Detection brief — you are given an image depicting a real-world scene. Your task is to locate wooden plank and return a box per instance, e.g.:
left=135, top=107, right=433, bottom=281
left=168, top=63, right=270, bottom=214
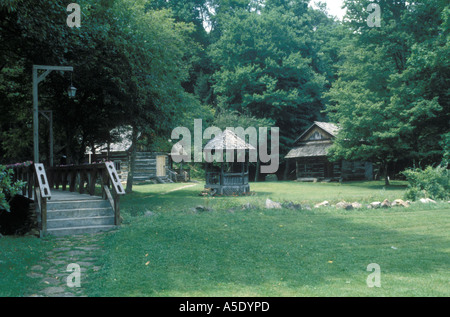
left=34, top=163, right=51, bottom=198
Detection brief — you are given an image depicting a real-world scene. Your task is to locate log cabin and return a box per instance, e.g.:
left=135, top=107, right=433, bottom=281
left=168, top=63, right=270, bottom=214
left=285, top=122, right=373, bottom=182
left=84, top=126, right=178, bottom=184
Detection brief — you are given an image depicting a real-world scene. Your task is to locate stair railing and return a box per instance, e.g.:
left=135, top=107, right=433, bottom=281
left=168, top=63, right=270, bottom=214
left=8, top=162, right=52, bottom=235
left=47, top=162, right=125, bottom=225
left=102, top=162, right=125, bottom=225
left=33, top=163, right=52, bottom=234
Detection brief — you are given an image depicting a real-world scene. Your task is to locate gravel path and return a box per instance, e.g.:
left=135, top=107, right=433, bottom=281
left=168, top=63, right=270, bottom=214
left=27, top=233, right=106, bottom=297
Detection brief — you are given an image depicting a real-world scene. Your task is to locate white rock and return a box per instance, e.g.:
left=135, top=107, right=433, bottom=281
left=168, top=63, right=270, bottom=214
left=420, top=198, right=436, bottom=204
left=266, top=198, right=282, bottom=209
left=336, top=201, right=353, bottom=210
left=369, top=202, right=381, bottom=209
left=351, top=202, right=363, bottom=209
left=381, top=199, right=391, bottom=208
left=314, top=201, right=329, bottom=208
left=392, top=199, right=410, bottom=207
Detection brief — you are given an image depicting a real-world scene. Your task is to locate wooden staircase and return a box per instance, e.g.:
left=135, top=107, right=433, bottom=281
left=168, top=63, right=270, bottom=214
left=43, top=191, right=116, bottom=237
left=9, top=162, right=126, bottom=238
left=156, top=176, right=174, bottom=184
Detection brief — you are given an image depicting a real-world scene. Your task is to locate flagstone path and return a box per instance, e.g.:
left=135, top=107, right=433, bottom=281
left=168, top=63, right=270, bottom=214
left=27, top=233, right=107, bottom=297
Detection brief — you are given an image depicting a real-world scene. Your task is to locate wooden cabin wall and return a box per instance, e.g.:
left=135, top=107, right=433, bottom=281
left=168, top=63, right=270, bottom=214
left=84, top=151, right=169, bottom=183
left=341, top=161, right=373, bottom=181
left=295, top=157, right=373, bottom=181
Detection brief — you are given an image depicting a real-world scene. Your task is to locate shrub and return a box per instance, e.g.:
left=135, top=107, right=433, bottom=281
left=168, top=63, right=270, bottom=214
left=0, top=165, right=26, bottom=212
left=402, top=165, right=449, bottom=201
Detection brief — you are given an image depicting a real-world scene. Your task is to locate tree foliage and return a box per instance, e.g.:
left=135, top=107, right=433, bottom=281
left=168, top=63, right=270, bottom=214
left=0, top=165, right=25, bottom=212
left=0, top=0, right=201, bottom=165
left=208, top=2, right=341, bottom=157
left=0, top=0, right=447, bottom=185
left=325, top=0, right=449, bottom=184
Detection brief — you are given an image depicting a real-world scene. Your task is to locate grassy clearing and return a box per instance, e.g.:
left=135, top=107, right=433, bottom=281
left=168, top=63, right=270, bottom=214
left=1, top=181, right=448, bottom=297
left=0, top=236, right=49, bottom=297
left=86, top=181, right=450, bottom=297
left=119, top=180, right=409, bottom=216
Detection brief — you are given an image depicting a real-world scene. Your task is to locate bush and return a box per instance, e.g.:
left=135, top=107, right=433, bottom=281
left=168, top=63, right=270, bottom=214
left=0, top=165, right=26, bottom=212
left=402, top=165, right=449, bottom=201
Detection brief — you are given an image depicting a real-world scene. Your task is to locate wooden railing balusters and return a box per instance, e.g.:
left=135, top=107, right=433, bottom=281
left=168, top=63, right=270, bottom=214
left=48, top=163, right=125, bottom=226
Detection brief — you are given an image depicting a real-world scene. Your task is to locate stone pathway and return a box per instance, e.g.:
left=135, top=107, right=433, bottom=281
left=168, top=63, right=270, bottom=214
left=27, top=233, right=107, bottom=297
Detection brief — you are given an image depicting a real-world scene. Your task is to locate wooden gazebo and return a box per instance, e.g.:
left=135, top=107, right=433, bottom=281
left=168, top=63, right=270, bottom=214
left=204, top=129, right=256, bottom=196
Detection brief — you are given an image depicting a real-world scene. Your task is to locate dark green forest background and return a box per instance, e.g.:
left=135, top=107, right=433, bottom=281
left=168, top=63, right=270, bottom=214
left=0, top=0, right=448, bottom=180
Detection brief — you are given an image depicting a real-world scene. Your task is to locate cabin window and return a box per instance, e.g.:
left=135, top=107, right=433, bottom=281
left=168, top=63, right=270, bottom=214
left=114, top=160, right=121, bottom=171
left=309, top=131, right=323, bottom=140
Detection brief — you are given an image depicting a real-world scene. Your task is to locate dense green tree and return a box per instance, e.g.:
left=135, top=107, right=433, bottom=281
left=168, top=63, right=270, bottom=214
left=106, top=0, right=202, bottom=192
left=0, top=0, right=127, bottom=163
left=208, top=4, right=340, bottom=169
left=326, top=0, right=449, bottom=185
left=0, top=0, right=203, bottom=171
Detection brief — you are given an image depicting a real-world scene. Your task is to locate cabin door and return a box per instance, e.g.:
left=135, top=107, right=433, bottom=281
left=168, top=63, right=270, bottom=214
left=156, top=155, right=166, bottom=177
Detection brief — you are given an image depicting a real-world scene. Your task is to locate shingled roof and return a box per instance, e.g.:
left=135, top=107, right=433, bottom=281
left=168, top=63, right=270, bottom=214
left=314, top=122, right=340, bottom=137
left=285, top=142, right=332, bottom=159
left=204, top=129, right=256, bottom=151
left=286, top=122, right=339, bottom=159
left=293, top=121, right=340, bottom=144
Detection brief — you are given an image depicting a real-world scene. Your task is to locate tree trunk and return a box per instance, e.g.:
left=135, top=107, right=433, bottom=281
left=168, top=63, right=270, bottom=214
left=255, top=159, right=260, bottom=182
left=125, top=126, right=138, bottom=194
left=283, top=159, right=290, bottom=180
left=384, top=162, right=390, bottom=186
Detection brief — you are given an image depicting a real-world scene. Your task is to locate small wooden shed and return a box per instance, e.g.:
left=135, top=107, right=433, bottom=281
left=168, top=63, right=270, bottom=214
left=285, top=122, right=373, bottom=181
left=204, top=129, right=256, bottom=196
left=86, top=126, right=171, bottom=184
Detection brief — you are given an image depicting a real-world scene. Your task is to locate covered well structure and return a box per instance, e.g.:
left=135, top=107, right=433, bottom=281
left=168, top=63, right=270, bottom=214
left=204, top=129, right=256, bottom=196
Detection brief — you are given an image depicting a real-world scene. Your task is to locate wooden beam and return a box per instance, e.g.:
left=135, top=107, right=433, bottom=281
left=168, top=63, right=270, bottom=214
left=33, top=65, right=74, bottom=72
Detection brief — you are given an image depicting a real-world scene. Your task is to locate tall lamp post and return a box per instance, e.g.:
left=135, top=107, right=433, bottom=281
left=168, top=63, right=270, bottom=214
left=33, top=65, right=76, bottom=165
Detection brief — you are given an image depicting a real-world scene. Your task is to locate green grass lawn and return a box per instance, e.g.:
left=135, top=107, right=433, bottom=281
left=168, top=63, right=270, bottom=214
left=0, top=236, right=51, bottom=297
left=1, top=181, right=449, bottom=297
left=118, top=180, right=410, bottom=217
left=87, top=181, right=449, bottom=297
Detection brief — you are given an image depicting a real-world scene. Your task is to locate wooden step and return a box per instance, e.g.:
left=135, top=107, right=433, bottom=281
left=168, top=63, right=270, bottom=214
left=47, top=207, right=114, bottom=219
left=46, top=225, right=116, bottom=237
left=47, top=199, right=111, bottom=211
left=44, top=191, right=116, bottom=237
left=47, top=216, right=115, bottom=229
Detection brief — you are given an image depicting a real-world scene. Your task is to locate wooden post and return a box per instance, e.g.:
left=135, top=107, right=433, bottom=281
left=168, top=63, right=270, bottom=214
left=89, top=168, right=97, bottom=196
left=41, top=198, right=47, bottom=236
left=69, top=170, right=76, bottom=192
left=114, top=195, right=121, bottom=225
left=33, top=67, right=39, bottom=163
left=62, top=170, right=68, bottom=191
left=79, top=169, right=84, bottom=194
